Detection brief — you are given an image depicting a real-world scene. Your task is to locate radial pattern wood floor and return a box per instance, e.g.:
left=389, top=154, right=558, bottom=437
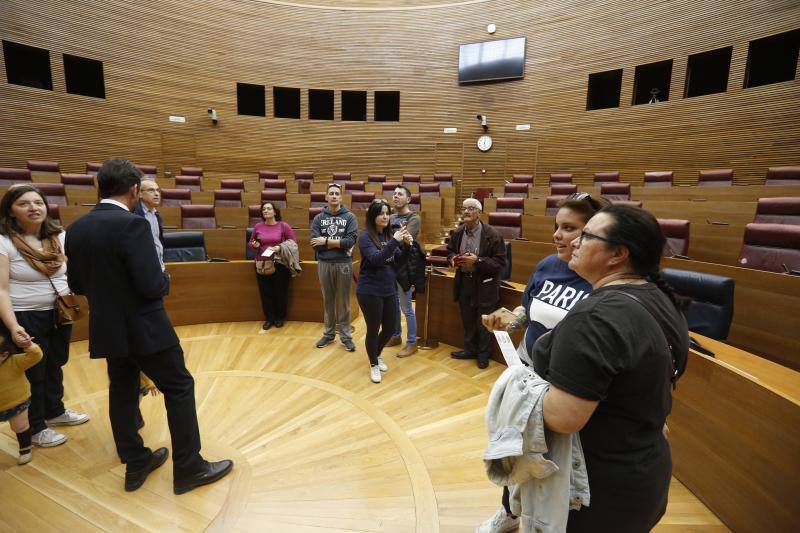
left=0, top=319, right=727, bottom=532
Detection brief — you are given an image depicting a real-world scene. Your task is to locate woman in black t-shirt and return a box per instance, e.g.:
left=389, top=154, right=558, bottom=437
left=534, top=205, right=689, bottom=533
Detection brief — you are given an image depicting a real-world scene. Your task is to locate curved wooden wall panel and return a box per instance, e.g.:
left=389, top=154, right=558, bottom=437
left=0, top=0, right=798, bottom=192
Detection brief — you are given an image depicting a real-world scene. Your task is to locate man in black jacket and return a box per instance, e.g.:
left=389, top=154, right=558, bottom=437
left=65, top=158, right=232, bottom=494
left=446, top=198, right=507, bottom=369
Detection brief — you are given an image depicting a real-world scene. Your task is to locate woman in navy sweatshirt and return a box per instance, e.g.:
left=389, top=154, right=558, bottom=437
left=356, top=200, right=411, bottom=383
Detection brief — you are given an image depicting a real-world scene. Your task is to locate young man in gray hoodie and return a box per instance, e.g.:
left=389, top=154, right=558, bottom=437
left=310, top=183, right=359, bottom=351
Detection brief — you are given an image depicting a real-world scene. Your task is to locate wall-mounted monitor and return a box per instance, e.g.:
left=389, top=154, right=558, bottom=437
left=458, top=37, right=526, bottom=84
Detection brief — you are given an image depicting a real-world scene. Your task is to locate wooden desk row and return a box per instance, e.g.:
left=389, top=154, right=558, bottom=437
left=416, top=270, right=799, bottom=533
left=503, top=239, right=800, bottom=371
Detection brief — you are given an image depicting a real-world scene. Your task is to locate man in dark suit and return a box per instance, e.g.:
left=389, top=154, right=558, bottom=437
left=446, top=198, right=507, bottom=369
left=65, top=158, right=232, bottom=494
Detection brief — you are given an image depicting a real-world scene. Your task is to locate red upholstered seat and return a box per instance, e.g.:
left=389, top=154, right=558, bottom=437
left=214, top=189, right=242, bottom=208
left=34, top=183, right=67, bottom=206
left=181, top=204, right=216, bottom=229
left=738, top=223, right=800, bottom=272
left=698, top=168, right=733, bottom=187
left=550, top=173, right=573, bottom=184
left=310, top=192, right=327, bottom=208
left=610, top=199, right=643, bottom=207
left=295, top=171, right=314, bottom=193
left=426, top=245, right=450, bottom=267
left=382, top=181, right=402, bottom=192
left=765, top=166, right=800, bottom=186
left=474, top=188, right=492, bottom=204
left=332, top=172, right=352, bottom=184
left=260, top=189, right=287, bottom=209
left=504, top=183, right=529, bottom=198
left=47, top=204, right=61, bottom=224
left=309, top=207, right=323, bottom=224
left=343, top=181, right=365, bottom=192
left=644, top=171, right=674, bottom=187
left=258, top=170, right=279, bottom=181
left=351, top=191, right=375, bottom=210
left=488, top=212, right=523, bottom=240
left=545, top=195, right=567, bottom=216
left=161, top=188, right=192, bottom=207
left=658, top=218, right=690, bottom=257
left=433, top=173, right=453, bottom=187
left=262, top=179, right=286, bottom=191
left=85, top=162, right=102, bottom=176
left=512, top=174, right=533, bottom=184
left=367, top=174, right=387, bottom=183
left=754, top=197, right=800, bottom=225
left=61, top=173, right=95, bottom=189
left=180, top=166, right=203, bottom=177
left=600, top=182, right=631, bottom=200
left=593, top=171, right=619, bottom=184
left=551, top=184, right=577, bottom=196
left=174, top=175, right=201, bottom=191
left=220, top=179, right=244, bottom=190
left=27, top=160, right=60, bottom=172
left=248, top=205, right=262, bottom=228
left=496, top=197, right=524, bottom=214
left=136, top=164, right=157, bottom=180
left=419, top=183, right=441, bottom=196
left=409, top=194, right=421, bottom=212
left=401, top=174, right=421, bottom=184
left=0, top=168, right=32, bottom=186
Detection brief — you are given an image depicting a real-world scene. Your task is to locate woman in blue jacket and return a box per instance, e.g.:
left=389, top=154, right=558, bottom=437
left=477, top=192, right=610, bottom=533
left=356, top=200, right=411, bottom=384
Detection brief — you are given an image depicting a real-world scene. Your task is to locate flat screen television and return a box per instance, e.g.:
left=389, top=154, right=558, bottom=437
left=458, top=37, right=526, bottom=84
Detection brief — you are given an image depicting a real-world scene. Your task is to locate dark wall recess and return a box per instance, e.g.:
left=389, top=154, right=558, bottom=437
left=64, top=54, right=105, bottom=98
left=273, top=87, right=301, bottom=119
left=586, top=69, right=622, bottom=110
left=745, top=29, right=800, bottom=88
left=685, top=47, right=732, bottom=98
left=632, top=60, right=672, bottom=105
left=309, top=89, right=334, bottom=120
left=374, top=91, right=400, bottom=121
left=342, top=90, right=367, bottom=121
left=2, top=40, right=52, bottom=90
left=237, top=82, right=266, bottom=116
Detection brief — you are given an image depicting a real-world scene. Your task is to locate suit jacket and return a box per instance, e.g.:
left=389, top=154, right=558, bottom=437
left=133, top=202, right=164, bottom=246
left=446, top=221, right=507, bottom=305
left=65, top=203, right=178, bottom=358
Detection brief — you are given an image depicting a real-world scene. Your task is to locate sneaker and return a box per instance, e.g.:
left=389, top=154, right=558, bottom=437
left=31, top=428, right=67, bottom=448
left=377, top=356, right=388, bottom=372
left=343, top=340, right=356, bottom=352
left=385, top=336, right=401, bottom=347
left=370, top=365, right=382, bottom=383
left=475, top=507, right=519, bottom=533
left=316, top=336, right=335, bottom=348
left=397, top=343, right=418, bottom=358
left=18, top=450, right=32, bottom=465
left=46, top=408, right=90, bottom=427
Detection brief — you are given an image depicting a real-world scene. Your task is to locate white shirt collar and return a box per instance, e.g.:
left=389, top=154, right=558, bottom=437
left=100, top=198, right=132, bottom=211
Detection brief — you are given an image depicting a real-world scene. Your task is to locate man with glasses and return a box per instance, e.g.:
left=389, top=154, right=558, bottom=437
left=446, top=198, right=506, bottom=369
left=135, top=179, right=165, bottom=271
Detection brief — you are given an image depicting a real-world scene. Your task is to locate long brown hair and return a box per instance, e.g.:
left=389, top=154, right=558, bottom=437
left=0, top=185, right=63, bottom=238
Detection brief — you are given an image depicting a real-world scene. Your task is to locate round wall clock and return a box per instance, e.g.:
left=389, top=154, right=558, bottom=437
left=477, top=134, right=493, bottom=152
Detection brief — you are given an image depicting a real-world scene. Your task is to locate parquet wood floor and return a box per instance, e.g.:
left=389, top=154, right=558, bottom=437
left=0, top=319, right=727, bottom=532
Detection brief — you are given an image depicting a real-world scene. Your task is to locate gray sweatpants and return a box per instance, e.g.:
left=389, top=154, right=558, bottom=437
left=317, top=260, right=353, bottom=342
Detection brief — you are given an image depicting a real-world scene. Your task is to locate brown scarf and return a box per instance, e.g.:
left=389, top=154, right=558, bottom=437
left=10, top=232, right=65, bottom=277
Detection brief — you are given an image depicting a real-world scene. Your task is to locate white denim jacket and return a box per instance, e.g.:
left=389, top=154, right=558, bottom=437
left=484, top=365, right=590, bottom=533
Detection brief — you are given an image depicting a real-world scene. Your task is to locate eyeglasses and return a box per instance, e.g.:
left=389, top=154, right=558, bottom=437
left=462, top=206, right=479, bottom=212
left=579, top=230, right=617, bottom=245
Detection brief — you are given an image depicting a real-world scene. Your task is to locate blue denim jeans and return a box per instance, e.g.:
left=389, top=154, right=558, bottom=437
left=393, top=282, right=417, bottom=344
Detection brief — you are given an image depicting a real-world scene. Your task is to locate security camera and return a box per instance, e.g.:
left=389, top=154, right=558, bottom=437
left=208, top=108, right=218, bottom=124
left=476, top=114, right=488, bottom=131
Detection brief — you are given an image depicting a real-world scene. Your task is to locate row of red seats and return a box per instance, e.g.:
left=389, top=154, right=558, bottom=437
left=505, top=167, right=800, bottom=186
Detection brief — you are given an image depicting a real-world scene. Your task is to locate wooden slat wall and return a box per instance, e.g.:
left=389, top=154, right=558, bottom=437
left=0, top=0, right=798, bottom=189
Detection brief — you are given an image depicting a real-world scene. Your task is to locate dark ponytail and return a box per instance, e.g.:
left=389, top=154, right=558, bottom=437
left=647, top=271, right=690, bottom=311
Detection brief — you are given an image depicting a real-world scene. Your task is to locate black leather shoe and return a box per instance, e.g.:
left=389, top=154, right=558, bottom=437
left=174, top=459, right=234, bottom=495
left=262, top=321, right=273, bottom=330
left=451, top=350, right=476, bottom=360
left=125, top=447, right=169, bottom=492
left=477, top=357, right=489, bottom=369
left=274, top=320, right=284, bottom=328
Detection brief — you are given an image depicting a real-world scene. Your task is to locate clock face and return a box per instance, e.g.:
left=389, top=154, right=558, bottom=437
left=477, top=135, right=493, bottom=152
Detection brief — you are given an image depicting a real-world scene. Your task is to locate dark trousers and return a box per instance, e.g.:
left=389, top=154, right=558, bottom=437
left=456, top=283, right=495, bottom=360
left=16, top=310, right=72, bottom=434
left=356, top=293, right=397, bottom=366
left=106, top=344, right=203, bottom=476
left=255, top=263, right=291, bottom=322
